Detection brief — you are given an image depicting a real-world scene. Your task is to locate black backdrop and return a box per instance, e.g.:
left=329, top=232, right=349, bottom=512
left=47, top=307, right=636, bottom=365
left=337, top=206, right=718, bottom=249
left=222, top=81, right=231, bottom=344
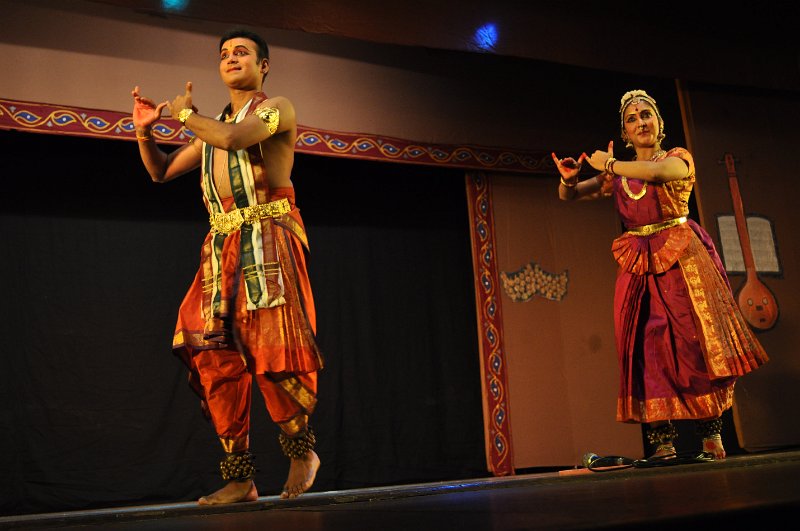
left=0, top=130, right=486, bottom=516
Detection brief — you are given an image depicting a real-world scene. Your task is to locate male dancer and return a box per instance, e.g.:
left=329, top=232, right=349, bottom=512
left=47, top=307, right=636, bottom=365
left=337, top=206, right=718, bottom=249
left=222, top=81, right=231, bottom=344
left=132, top=28, right=323, bottom=504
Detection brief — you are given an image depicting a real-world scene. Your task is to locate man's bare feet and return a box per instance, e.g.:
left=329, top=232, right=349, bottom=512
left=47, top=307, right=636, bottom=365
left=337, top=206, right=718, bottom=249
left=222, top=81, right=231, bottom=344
left=281, top=450, right=320, bottom=499
left=198, top=480, right=258, bottom=505
left=703, top=435, right=726, bottom=459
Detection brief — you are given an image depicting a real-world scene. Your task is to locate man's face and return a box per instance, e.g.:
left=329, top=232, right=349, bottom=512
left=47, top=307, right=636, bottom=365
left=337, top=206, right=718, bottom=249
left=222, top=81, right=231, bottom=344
left=219, top=38, right=268, bottom=89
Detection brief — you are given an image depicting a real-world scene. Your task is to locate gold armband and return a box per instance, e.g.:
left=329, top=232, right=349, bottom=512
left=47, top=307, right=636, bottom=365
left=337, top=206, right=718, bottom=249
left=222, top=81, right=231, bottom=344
left=177, top=108, right=194, bottom=124
left=254, top=106, right=280, bottom=135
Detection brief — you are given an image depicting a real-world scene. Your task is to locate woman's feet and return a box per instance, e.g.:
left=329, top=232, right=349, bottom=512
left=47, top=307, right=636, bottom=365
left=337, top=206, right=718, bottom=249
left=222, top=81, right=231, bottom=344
left=651, top=443, right=677, bottom=459
left=646, top=421, right=678, bottom=459
left=702, top=434, right=726, bottom=459
left=697, top=417, right=726, bottom=459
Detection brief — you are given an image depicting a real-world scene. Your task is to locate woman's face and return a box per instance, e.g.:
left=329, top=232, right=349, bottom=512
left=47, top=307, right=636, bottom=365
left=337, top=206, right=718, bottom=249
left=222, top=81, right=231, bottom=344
left=622, top=101, right=661, bottom=148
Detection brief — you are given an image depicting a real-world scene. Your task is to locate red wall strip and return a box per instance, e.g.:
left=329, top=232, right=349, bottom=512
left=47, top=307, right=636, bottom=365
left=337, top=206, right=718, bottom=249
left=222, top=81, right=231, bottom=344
left=0, top=98, right=550, bottom=174
left=466, top=172, right=515, bottom=476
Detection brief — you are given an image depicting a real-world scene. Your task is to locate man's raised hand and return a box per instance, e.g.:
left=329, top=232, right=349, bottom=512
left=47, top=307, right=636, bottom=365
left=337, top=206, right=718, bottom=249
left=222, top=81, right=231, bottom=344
left=132, top=86, right=167, bottom=129
left=166, top=81, right=196, bottom=118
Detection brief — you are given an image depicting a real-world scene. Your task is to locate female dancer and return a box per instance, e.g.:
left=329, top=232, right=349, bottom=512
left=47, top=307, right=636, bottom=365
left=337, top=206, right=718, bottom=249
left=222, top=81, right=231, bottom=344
left=553, top=89, right=768, bottom=459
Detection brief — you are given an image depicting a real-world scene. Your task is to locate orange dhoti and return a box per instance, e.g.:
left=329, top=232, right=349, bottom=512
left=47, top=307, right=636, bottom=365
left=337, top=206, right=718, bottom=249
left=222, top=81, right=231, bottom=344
left=172, top=187, right=323, bottom=453
left=193, top=348, right=318, bottom=453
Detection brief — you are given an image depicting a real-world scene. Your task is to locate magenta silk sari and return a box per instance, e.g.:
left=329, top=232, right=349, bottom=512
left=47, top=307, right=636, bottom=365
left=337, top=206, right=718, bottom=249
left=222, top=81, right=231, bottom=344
left=609, top=148, right=768, bottom=423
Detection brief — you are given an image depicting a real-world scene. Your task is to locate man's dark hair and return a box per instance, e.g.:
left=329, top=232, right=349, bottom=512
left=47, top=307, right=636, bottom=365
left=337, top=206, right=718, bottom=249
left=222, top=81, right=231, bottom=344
left=219, top=28, right=269, bottom=62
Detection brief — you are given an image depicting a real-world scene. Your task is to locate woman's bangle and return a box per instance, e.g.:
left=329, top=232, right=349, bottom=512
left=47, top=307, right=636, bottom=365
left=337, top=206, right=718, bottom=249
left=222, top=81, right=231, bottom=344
left=560, top=177, right=577, bottom=188
left=604, top=157, right=617, bottom=175
left=136, top=134, right=152, bottom=141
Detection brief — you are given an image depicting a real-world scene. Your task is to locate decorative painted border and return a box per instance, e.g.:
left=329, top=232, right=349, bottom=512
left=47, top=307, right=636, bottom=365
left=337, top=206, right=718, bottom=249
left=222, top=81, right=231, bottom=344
left=0, top=98, right=551, bottom=174
left=295, top=130, right=549, bottom=173
left=0, top=98, right=193, bottom=143
left=466, top=172, right=514, bottom=476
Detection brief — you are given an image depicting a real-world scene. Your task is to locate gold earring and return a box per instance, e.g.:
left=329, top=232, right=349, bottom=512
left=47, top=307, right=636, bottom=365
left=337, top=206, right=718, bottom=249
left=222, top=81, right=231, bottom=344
left=622, top=133, right=633, bottom=149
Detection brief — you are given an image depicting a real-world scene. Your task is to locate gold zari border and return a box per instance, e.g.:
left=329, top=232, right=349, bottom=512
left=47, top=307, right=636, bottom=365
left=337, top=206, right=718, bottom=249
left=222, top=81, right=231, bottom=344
left=617, top=386, right=735, bottom=423
left=278, top=414, right=309, bottom=437
left=219, top=435, right=249, bottom=453
left=679, top=234, right=768, bottom=378
left=277, top=377, right=318, bottom=414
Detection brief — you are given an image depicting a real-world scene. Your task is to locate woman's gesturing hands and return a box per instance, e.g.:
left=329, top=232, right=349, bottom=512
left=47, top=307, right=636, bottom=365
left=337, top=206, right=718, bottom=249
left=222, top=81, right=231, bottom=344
left=552, top=151, right=587, bottom=186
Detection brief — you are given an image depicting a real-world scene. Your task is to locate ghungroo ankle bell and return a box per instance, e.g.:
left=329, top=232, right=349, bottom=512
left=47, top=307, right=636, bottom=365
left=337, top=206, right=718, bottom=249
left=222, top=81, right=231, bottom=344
left=696, top=417, right=723, bottom=439
left=219, top=451, right=256, bottom=481
left=646, top=422, right=678, bottom=445
left=279, top=426, right=316, bottom=459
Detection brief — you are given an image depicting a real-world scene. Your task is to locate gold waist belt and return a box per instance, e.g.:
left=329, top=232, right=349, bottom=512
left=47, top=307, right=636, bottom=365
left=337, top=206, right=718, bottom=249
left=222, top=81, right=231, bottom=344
left=626, top=216, right=687, bottom=237
left=210, top=198, right=291, bottom=235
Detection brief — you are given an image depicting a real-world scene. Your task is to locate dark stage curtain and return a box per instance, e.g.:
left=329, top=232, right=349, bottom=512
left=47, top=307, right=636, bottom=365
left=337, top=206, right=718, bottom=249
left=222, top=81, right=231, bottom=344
left=0, top=130, right=486, bottom=516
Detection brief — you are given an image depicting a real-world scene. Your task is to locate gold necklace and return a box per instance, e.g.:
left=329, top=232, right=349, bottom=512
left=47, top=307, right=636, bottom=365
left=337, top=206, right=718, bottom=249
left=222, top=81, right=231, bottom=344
left=621, top=177, right=647, bottom=200
left=621, top=150, right=665, bottom=200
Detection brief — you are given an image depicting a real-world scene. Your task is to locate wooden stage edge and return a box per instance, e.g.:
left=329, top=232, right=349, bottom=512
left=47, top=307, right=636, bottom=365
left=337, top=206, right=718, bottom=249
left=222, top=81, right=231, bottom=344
left=2, top=448, right=799, bottom=529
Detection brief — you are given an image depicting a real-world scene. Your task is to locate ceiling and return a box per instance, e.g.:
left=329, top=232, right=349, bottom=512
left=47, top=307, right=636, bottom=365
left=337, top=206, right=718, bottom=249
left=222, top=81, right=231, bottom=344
left=83, top=0, right=800, bottom=91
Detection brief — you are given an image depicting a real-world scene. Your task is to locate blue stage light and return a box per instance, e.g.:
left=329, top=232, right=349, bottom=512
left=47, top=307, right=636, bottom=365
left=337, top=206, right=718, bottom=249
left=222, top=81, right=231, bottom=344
left=162, top=0, right=189, bottom=11
left=473, top=23, right=498, bottom=51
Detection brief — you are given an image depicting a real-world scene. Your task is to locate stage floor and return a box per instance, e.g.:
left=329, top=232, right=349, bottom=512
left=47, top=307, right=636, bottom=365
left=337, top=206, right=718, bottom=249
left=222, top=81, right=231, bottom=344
left=3, top=449, right=799, bottom=530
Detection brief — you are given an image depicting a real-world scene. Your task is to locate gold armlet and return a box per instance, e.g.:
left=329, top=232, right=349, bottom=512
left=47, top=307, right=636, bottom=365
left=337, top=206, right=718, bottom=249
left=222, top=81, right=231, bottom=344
left=254, top=106, right=280, bottom=135
left=560, top=177, right=577, bottom=188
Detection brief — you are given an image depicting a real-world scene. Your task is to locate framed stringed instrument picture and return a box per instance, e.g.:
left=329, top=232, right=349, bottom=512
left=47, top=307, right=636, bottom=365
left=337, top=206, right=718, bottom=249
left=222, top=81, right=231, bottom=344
left=722, top=153, right=779, bottom=331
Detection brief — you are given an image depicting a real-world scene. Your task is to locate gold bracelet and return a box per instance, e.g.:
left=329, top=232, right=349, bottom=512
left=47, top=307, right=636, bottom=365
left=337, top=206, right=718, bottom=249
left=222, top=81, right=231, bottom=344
left=604, top=157, right=617, bottom=175
left=177, top=108, right=194, bottom=124
left=136, top=134, right=152, bottom=141
left=560, top=177, right=577, bottom=188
